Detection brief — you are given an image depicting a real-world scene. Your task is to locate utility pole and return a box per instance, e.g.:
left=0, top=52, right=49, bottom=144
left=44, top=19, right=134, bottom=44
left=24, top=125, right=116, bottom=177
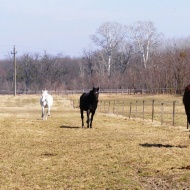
left=11, top=45, right=17, bottom=96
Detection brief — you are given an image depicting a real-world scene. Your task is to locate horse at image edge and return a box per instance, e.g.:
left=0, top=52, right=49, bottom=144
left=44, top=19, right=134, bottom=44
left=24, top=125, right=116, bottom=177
left=183, top=84, right=190, bottom=128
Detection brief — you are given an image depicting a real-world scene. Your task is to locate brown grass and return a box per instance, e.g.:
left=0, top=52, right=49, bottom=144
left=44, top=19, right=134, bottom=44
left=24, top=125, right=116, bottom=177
left=0, top=94, right=190, bottom=190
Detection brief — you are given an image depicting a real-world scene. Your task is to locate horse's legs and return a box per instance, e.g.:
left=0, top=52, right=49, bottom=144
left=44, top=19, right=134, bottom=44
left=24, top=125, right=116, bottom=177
left=90, top=111, right=95, bottom=128
left=187, top=108, right=190, bottom=129
left=80, top=109, right=84, bottom=128
left=42, top=106, right=45, bottom=120
left=44, top=107, right=48, bottom=120
left=47, top=106, right=51, bottom=116
left=187, top=117, right=189, bottom=129
left=86, top=110, right=90, bottom=128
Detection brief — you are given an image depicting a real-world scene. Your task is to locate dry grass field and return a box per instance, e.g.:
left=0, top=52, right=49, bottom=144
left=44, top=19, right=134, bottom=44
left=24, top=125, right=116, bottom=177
left=1, top=94, right=190, bottom=190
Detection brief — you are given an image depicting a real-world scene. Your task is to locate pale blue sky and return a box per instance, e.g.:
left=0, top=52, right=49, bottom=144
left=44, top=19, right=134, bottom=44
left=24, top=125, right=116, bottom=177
left=0, top=0, right=190, bottom=59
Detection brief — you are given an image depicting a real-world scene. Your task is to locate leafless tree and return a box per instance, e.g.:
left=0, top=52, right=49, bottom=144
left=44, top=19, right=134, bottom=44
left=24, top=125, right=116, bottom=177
left=129, top=21, right=163, bottom=69
left=115, top=41, right=133, bottom=73
left=91, top=21, right=125, bottom=77
left=17, top=53, right=39, bottom=91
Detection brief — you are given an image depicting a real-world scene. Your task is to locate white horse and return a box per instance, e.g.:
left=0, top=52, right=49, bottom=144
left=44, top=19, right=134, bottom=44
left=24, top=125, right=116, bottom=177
left=40, top=90, right=53, bottom=120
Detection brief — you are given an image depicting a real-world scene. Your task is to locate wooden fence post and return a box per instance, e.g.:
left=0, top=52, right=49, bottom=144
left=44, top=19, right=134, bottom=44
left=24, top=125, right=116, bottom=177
left=161, top=103, right=164, bottom=125
left=122, top=101, right=124, bottom=115
left=135, top=101, right=138, bottom=118
left=116, top=101, right=119, bottom=115
left=113, top=101, right=115, bottom=113
left=108, top=101, right=110, bottom=113
left=173, top=101, right=176, bottom=126
left=143, top=100, right=145, bottom=120
left=152, top=100, right=155, bottom=122
left=129, top=102, right=132, bottom=119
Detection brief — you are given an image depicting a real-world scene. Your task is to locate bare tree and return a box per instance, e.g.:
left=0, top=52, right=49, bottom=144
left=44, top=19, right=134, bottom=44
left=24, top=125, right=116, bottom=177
left=115, top=41, right=133, bottom=73
left=91, top=21, right=125, bottom=77
left=17, top=53, right=39, bottom=91
left=129, top=21, right=163, bottom=69
left=83, top=48, right=94, bottom=77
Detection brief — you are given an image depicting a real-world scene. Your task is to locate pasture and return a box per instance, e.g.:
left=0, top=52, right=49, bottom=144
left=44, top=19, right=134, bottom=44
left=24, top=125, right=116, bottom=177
left=0, top=94, right=190, bottom=189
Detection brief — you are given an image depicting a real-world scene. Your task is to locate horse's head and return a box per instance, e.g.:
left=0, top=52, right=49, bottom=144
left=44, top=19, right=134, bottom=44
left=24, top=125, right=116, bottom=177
left=93, top=87, right=99, bottom=101
left=41, top=90, right=48, bottom=103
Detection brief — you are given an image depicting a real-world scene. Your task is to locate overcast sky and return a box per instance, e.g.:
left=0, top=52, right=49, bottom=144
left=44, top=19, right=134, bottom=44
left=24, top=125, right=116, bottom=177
left=0, top=0, right=190, bottom=59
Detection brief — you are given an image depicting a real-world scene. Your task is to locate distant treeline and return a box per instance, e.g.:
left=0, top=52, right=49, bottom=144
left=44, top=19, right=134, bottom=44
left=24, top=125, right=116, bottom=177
left=0, top=21, right=190, bottom=94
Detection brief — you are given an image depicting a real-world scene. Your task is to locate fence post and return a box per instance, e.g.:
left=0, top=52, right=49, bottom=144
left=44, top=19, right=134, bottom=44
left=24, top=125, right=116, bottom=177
left=115, top=101, right=118, bottom=115
left=108, top=101, right=110, bottom=113
left=113, top=101, right=115, bottom=114
left=135, top=101, right=138, bottom=118
left=161, top=103, right=164, bottom=125
left=122, top=101, right=124, bottom=115
left=172, top=101, right=176, bottom=126
left=129, top=102, right=132, bottom=119
left=116, top=101, right=119, bottom=116
left=152, top=100, right=155, bottom=122
left=143, top=100, right=145, bottom=120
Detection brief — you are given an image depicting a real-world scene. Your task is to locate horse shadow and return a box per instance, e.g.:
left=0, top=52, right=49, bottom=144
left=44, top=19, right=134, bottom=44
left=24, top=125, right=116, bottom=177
left=139, top=143, right=187, bottom=148
left=60, top=125, right=80, bottom=129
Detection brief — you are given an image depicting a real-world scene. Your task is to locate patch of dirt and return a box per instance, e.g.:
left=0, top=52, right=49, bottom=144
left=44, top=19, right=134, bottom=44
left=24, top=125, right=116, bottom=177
left=140, top=176, right=190, bottom=190
left=41, top=152, right=58, bottom=157
left=140, top=177, right=171, bottom=190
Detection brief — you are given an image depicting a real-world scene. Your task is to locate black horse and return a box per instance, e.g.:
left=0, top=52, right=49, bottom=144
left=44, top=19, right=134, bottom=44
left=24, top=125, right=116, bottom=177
left=80, top=87, right=99, bottom=128
left=183, top=84, right=190, bottom=128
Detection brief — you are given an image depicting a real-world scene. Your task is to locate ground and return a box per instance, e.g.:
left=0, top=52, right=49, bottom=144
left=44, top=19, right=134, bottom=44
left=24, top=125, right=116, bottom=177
left=0, top=95, right=190, bottom=190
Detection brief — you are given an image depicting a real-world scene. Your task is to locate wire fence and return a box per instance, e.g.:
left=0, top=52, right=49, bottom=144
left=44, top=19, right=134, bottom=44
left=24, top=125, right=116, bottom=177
left=71, top=98, right=186, bottom=127
left=0, top=88, right=179, bottom=95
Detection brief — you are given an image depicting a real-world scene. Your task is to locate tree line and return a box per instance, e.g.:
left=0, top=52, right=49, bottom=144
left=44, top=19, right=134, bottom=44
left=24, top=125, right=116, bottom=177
left=0, top=21, right=190, bottom=94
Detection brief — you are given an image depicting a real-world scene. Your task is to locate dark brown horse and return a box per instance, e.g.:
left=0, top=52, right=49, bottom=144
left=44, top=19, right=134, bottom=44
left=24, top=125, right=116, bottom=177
left=80, top=87, right=99, bottom=128
left=183, top=84, right=190, bottom=128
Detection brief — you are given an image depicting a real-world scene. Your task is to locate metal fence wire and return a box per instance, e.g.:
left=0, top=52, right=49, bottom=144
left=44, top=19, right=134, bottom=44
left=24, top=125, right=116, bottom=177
left=72, top=98, right=186, bottom=127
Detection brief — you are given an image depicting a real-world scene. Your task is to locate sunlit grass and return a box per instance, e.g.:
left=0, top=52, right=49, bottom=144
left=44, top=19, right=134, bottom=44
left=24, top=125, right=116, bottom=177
left=0, top=94, right=190, bottom=189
